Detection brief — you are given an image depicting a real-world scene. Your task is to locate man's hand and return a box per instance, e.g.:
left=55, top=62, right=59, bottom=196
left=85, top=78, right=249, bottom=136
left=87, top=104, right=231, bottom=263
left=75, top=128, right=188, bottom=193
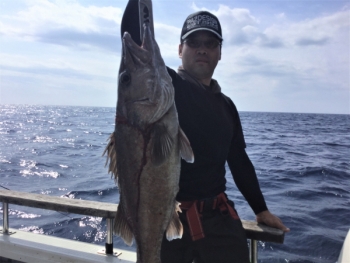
left=256, top=210, right=290, bottom=232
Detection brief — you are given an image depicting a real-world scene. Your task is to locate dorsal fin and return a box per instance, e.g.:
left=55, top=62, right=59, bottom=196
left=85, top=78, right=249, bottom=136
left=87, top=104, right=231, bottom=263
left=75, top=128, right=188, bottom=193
left=102, top=132, right=118, bottom=181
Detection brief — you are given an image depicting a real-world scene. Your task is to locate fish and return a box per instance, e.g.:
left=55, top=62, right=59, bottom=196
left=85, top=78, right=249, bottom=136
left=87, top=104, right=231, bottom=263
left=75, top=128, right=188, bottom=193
left=103, top=23, right=194, bottom=263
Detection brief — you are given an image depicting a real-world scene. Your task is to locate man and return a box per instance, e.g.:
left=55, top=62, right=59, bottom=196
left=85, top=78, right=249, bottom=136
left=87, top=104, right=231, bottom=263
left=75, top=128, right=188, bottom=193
left=121, top=3, right=289, bottom=263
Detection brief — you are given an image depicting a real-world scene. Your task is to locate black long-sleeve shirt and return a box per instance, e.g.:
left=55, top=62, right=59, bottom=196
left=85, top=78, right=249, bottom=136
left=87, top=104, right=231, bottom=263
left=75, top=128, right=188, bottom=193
left=167, top=68, right=268, bottom=215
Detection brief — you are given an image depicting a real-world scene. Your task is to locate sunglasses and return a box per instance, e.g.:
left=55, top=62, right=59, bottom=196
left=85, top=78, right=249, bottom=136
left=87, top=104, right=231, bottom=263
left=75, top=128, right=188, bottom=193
left=183, top=38, right=221, bottom=49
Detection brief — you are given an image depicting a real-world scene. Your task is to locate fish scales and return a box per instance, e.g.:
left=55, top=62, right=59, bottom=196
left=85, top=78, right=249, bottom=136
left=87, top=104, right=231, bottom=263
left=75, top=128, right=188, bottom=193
left=104, top=23, right=194, bottom=263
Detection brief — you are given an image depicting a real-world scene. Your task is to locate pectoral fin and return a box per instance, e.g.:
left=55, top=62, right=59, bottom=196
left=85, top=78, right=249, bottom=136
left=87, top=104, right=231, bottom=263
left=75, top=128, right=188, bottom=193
left=114, top=203, right=134, bottom=246
left=178, top=128, right=194, bottom=163
left=102, top=132, right=118, bottom=180
left=166, top=201, right=183, bottom=241
left=151, top=123, right=174, bottom=166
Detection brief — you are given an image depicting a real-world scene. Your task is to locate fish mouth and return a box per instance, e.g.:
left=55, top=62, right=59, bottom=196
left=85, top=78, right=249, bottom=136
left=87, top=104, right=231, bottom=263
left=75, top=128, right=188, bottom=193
left=123, top=32, right=150, bottom=66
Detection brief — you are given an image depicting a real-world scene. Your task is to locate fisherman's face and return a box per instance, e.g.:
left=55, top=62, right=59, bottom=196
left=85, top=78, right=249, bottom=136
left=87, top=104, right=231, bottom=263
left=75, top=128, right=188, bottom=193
left=179, top=31, right=221, bottom=83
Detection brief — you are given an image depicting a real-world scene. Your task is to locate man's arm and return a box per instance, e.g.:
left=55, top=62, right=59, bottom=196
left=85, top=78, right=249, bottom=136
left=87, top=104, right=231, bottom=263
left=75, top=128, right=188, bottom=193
left=227, top=146, right=267, bottom=214
left=227, top=147, right=290, bottom=232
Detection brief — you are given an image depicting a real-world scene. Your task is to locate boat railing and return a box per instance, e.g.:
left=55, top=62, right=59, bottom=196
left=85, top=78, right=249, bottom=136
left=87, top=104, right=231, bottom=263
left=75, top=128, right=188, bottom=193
left=0, top=189, right=284, bottom=263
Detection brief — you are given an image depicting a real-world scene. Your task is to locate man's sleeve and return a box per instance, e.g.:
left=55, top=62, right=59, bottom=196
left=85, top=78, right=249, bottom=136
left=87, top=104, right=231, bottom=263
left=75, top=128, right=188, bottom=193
left=227, top=147, right=268, bottom=214
left=226, top=100, right=268, bottom=215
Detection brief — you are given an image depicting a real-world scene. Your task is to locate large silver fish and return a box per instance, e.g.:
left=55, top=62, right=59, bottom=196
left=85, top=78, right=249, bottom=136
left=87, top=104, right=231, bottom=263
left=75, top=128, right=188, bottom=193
left=103, top=23, right=194, bottom=263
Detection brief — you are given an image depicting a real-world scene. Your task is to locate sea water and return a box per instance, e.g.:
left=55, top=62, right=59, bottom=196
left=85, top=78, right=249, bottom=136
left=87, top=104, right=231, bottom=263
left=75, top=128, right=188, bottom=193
left=0, top=105, right=349, bottom=263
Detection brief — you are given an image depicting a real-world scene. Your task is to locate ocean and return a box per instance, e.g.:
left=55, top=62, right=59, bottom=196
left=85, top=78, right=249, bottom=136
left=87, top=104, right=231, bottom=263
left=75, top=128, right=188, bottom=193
left=0, top=104, right=349, bottom=263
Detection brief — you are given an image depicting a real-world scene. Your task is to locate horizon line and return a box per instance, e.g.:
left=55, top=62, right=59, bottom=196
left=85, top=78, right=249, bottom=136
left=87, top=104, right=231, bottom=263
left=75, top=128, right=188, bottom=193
left=0, top=103, right=349, bottom=115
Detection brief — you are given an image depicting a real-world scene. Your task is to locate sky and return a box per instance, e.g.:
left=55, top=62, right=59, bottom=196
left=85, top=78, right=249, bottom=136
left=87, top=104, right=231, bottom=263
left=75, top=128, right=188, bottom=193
left=0, top=0, right=349, bottom=114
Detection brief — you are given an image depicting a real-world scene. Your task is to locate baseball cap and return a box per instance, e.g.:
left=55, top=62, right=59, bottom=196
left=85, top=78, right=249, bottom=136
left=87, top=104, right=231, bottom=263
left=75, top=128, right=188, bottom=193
left=180, top=11, right=223, bottom=42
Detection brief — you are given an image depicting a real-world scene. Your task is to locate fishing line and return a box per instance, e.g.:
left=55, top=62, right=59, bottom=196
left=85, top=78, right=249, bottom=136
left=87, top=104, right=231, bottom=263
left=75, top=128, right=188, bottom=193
left=0, top=184, right=10, bottom=190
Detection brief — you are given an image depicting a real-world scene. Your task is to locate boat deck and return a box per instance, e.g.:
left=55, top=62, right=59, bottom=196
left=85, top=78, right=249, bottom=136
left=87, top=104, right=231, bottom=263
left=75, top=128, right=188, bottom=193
left=0, top=228, right=136, bottom=263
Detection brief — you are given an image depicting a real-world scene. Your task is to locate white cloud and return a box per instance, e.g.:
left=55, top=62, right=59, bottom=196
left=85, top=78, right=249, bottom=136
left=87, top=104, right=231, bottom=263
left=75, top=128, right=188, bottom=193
left=207, top=5, right=350, bottom=113
left=0, top=0, right=122, bottom=50
left=191, top=3, right=259, bottom=45
left=17, top=0, right=122, bottom=31
left=264, top=9, right=349, bottom=47
left=276, top=13, right=286, bottom=19
left=189, top=3, right=349, bottom=50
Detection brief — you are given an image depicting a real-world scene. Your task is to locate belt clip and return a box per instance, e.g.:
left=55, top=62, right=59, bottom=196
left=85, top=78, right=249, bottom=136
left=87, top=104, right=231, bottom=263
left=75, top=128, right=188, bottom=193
left=186, top=201, right=205, bottom=241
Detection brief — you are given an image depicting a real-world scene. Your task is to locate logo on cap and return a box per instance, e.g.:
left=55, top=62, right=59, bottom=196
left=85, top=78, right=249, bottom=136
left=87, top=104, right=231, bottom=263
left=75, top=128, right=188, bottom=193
left=186, top=14, right=219, bottom=31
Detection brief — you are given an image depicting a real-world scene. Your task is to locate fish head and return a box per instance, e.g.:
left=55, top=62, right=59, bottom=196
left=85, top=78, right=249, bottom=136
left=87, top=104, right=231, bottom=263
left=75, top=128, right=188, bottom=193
left=117, top=23, right=174, bottom=129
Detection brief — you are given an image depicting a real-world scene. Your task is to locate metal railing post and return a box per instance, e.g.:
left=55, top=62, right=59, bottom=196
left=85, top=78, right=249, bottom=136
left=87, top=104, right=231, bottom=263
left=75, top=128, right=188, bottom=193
left=2, top=202, right=9, bottom=234
left=105, top=218, right=114, bottom=254
left=249, top=239, right=258, bottom=263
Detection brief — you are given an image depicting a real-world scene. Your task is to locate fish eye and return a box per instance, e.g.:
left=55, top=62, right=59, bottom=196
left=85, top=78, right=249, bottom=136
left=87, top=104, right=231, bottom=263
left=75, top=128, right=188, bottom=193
left=120, top=71, right=131, bottom=85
